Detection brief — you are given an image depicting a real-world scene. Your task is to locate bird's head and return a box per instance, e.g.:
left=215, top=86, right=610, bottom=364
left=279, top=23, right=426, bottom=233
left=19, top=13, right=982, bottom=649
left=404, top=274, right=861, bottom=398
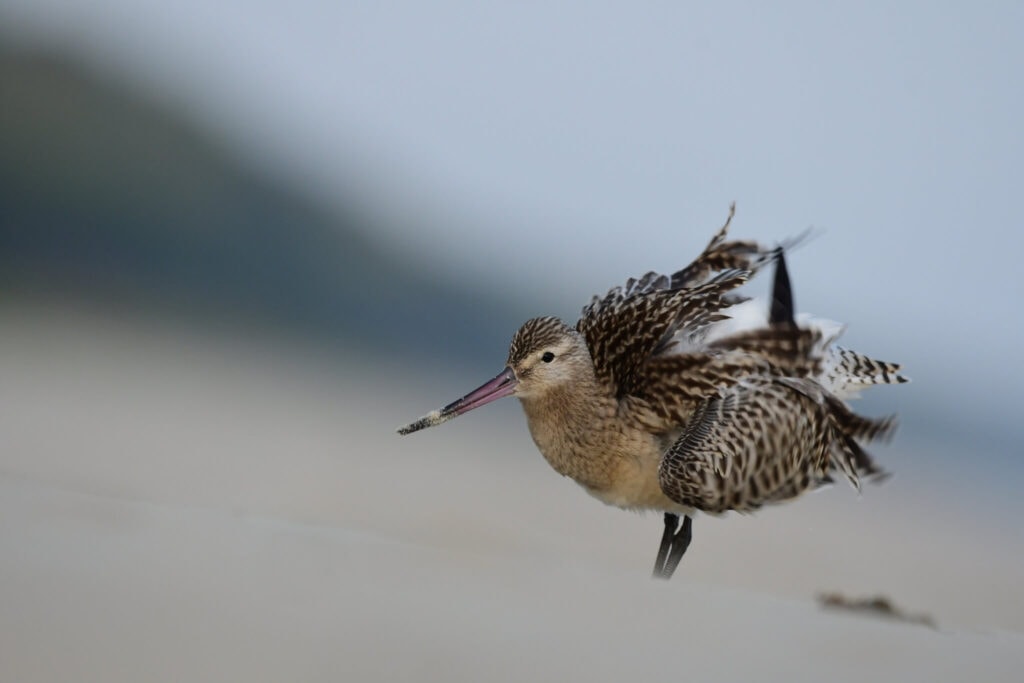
left=504, top=316, right=591, bottom=399
left=397, top=316, right=591, bottom=435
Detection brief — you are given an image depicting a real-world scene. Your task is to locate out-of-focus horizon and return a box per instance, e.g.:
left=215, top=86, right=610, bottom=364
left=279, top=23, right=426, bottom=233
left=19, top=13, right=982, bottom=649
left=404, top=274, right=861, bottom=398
left=2, top=1, right=1022, bottom=455
left=2, top=4, right=1024, bottom=679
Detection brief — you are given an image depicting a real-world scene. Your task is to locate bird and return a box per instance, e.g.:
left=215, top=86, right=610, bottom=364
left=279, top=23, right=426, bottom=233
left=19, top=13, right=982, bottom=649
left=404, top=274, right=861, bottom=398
left=397, top=205, right=907, bottom=579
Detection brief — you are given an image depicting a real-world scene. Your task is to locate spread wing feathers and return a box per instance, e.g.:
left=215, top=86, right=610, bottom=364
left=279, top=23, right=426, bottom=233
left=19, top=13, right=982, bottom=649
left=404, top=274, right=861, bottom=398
left=666, top=203, right=765, bottom=290
left=708, top=326, right=825, bottom=376
left=579, top=205, right=780, bottom=318
left=658, top=378, right=892, bottom=514
left=577, top=206, right=784, bottom=397
left=630, top=251, right=905, bottom=428
left=670, top=215, right=810, bottom=295
left=577, top=270, right=750, bottom=397
left=636, top=326, right=826, bottom=426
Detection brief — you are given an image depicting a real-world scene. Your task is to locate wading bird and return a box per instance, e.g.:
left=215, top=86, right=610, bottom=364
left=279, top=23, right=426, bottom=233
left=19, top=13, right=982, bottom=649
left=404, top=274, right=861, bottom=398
left=398, top=206, right=906, bottom=579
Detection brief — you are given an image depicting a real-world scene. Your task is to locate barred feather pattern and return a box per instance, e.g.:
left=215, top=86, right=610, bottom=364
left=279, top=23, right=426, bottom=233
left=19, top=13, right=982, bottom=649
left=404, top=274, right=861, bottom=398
left=665, top=202, right=774, bottom=290
left=657, top=376, right=892, bottom=513
left=651, top=324, right=902, bottom=512
left=634, top=325, right=826, bottom=428
left=449, top=206, right=906, bottom=520
left=657, top=378, right=829, bottom=513
left=395, top=205, right=910, bottom=582
left=563, top=207, right=906, bottom=512
left=821, top=345, right=909, bottom=399
left=577, top=270, right=751, bottom=397
left=576, top=207, right=786, bottom=399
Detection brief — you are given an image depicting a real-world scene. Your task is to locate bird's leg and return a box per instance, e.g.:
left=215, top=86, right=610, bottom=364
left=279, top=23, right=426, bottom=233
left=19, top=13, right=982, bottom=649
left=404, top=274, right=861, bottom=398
left=660, top=515, right=693, bottom=580
left=652, top=513, right=680, bottom=579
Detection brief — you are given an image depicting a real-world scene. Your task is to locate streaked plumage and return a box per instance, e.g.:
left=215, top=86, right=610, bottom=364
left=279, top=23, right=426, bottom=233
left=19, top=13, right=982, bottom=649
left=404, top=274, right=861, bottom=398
left=399, top=205, right=907, bottom=578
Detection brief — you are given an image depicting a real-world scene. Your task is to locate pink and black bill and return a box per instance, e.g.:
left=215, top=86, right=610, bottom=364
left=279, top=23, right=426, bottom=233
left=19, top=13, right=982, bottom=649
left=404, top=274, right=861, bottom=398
left=397, top=367, right=518, bottom=435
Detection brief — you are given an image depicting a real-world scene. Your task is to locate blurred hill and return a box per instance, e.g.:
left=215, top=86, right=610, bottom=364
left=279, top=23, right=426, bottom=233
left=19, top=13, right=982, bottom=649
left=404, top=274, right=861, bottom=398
left=0, top=46, right=1019, bottom=471
left=0, top=47, right=530, bottom=362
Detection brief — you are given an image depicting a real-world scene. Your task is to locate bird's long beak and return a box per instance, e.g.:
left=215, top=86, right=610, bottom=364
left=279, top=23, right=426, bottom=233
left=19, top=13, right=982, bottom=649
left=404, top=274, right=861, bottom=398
left=397, top=366, right=518, bottom=435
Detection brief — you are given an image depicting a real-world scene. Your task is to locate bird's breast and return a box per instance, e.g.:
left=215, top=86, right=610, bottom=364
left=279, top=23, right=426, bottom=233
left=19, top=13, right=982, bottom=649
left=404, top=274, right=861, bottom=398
left=522, top=402, right=689, bottom=513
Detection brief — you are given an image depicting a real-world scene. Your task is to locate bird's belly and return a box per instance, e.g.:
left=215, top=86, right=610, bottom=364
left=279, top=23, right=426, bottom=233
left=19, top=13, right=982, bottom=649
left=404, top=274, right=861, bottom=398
left=579, top=457, right=694, bottom=515
left=526, top=409, right=693, bottom=514
left=543, top=432, right=693, bottom=514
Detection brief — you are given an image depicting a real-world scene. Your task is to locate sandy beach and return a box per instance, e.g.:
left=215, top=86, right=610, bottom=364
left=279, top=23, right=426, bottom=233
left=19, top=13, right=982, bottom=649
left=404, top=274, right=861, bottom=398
left=1, top=306, right=1021, bottom=681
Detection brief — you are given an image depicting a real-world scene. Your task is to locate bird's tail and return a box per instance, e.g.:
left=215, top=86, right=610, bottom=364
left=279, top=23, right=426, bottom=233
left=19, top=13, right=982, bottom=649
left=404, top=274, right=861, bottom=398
left=762, top=250, right=904, bottom=490
left=818, top=342, right=909, bottom=399
left=824, top=392, right=897, bottom=488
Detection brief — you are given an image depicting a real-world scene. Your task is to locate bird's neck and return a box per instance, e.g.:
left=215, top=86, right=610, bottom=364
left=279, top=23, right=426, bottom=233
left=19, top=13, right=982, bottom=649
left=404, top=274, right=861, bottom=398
left=517, top=375, right=614, bottom=481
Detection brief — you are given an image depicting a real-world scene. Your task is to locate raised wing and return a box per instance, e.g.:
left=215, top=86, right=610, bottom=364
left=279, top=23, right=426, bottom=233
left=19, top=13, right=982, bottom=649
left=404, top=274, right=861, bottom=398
left=657, top=377, right=893, bottom=514
left=577, top=271, right=750, bottom=398
left=576, top=206, right=780, bottom=397
left=633, top=249, right=906, bottom=426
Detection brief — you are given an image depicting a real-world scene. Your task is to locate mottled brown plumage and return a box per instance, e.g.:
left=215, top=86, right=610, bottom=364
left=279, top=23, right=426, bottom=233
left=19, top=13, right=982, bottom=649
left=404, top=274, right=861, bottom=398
left=398, top=205, right=907, bottom=579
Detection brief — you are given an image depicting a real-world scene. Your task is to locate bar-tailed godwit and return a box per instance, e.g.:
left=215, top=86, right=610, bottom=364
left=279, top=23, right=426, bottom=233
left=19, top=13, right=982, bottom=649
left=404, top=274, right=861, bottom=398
left=398, top=206, right=907, bottom=579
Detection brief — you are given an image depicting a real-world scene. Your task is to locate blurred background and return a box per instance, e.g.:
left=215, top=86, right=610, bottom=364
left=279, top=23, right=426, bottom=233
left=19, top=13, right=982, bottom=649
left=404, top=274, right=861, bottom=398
left=1, top=2, right=1022, bottom=680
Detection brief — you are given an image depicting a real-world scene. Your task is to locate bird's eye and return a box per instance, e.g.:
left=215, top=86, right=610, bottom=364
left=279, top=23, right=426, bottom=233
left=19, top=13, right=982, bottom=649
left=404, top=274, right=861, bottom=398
left=541, top=351, right=555, bottom=363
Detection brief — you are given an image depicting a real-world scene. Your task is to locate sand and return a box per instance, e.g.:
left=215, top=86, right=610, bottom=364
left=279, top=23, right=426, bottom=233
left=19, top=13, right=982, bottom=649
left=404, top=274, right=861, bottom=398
left=1, top=305, right=1021, bottom=681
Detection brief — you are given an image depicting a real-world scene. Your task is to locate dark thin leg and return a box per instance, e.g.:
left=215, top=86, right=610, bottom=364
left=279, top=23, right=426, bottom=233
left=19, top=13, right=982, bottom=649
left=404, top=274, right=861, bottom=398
left=652, top=513, right=680, bottom=579
left=660, top=515, right=693, bottom=580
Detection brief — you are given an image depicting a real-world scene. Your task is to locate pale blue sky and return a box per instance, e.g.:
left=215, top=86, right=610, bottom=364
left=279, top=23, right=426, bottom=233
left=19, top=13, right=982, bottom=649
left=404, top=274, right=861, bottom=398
left=3, top=1, right=1022, bottom=439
